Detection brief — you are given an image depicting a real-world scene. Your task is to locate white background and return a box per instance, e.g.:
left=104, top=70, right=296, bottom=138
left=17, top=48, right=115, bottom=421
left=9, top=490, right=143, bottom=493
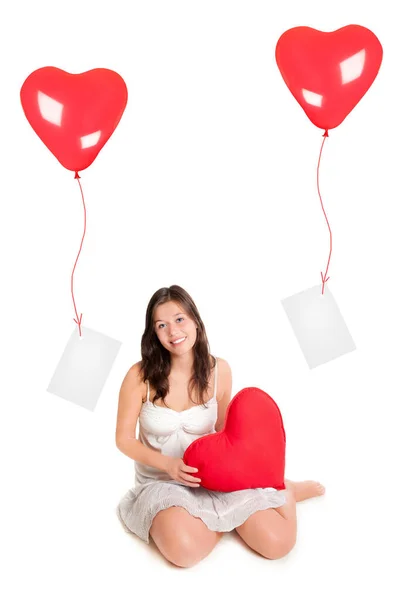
left=1, top=1, right=399, bottom=598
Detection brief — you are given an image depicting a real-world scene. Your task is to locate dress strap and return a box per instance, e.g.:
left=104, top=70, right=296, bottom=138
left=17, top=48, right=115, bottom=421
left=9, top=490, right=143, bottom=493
left=213, top=357, right=218, bottom=398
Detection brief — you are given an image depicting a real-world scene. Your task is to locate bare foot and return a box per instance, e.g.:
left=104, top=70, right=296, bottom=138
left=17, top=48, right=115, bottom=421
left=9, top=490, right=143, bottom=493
left=285, top=479, right=325, bottom=502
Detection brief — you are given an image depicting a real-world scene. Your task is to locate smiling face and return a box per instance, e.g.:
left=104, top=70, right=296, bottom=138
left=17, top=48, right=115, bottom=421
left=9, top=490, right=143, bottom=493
left=153, top=300, right=198, bottom=355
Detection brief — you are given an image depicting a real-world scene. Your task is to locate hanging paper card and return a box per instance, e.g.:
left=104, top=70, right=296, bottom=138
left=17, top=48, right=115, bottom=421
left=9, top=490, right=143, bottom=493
left=47, top=326, right=122, bottom=411
left=281, top=284, right=356, bottom=369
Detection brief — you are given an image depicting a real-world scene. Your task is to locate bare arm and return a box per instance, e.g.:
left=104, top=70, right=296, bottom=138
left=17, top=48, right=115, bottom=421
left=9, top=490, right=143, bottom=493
left=214, top=358, right=233, bottom=433
left=115, top=363, right=170, bottom=472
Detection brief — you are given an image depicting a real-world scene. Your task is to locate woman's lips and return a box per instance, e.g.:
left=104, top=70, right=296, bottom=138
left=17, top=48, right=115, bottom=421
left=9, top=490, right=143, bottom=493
left=171, top=336, right=186, bottom=345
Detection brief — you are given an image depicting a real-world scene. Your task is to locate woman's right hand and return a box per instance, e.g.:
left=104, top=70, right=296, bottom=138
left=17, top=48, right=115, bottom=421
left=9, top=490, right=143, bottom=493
left=164, top=456, right=202, bottom=487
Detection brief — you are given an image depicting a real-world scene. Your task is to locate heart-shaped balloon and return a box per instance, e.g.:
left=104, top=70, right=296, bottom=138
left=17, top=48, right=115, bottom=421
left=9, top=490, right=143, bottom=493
left=20, top=67, right=128, bottom=172
left=183, top=387, right=286, bottom=492
left=275, top=25, right=383, bottom=131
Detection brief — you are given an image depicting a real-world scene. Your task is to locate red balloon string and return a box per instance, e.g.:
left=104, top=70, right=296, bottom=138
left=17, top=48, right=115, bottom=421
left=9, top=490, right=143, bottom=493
left=71, top=171, right=86, bottom=337
left=317, top=130, right=332, bottom=295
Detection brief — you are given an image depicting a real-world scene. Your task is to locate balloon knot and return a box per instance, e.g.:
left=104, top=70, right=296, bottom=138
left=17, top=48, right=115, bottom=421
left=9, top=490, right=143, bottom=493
left=74, top=171, right=81, bottom=179
left=323, top=130, right=329, bottom=137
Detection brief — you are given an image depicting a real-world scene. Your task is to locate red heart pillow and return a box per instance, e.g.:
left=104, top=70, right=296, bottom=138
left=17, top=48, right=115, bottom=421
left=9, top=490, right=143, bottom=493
left=183, top=387, right=286, bottom=492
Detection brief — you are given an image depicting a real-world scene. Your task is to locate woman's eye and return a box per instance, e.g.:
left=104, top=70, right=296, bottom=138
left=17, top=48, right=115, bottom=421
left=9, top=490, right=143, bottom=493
left=158, top=318, right=183, bottom=329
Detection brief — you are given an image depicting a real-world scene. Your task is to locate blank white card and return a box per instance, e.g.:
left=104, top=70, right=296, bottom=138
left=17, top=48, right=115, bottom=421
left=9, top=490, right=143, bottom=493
left=47, top=325, right=122, bottom=411
left=281, top=284, right=356, bottom=369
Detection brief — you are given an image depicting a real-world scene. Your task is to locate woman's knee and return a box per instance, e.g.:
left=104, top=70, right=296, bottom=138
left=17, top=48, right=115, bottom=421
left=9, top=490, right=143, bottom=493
left=150, top=508, right=220, bottom=567
left=257, top=529, right=297, bottom=560
left=160, top=527, right=222, bottom=567
left=165, top=531, right=206, bottom=567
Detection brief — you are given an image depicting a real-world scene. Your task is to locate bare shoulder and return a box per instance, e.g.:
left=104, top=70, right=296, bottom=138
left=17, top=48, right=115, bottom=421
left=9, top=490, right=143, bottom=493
left=116, top=361, right=146, bottom=446
left=215, top=357, right=232, bottom=380
left=215, top=356, right=231, bottom=371
left=127, top=361, right=143, bottom=379
left=121, top=361, right=146, bottom=398
left=213, top=358, right=233, bottom=430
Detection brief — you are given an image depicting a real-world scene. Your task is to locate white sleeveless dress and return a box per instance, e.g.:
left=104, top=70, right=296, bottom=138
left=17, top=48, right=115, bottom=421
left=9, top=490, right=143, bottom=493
left=117, top=358, right=286, bottom=543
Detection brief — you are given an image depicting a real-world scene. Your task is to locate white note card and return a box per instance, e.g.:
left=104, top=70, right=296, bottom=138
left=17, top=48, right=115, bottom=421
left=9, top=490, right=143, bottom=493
left=281, top=284, right=356, bottom=369
left=47, top=325, right=122, bottom=411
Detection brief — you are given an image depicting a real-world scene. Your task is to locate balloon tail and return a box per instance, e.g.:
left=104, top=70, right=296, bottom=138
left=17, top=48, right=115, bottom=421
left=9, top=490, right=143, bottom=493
left=317, top=130, right=332, bottom=295
left=71, top=171, right=86, bottom=337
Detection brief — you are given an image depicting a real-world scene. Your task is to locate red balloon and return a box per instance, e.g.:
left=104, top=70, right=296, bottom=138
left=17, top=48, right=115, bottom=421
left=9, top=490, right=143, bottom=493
left=275, top=25, right=383, bottom=131
left=20, top=67, right=128, bottom=172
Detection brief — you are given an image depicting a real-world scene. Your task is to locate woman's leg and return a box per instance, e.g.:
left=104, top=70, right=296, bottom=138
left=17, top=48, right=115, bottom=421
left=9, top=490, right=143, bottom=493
left=149, top=506, right=223, bottom=568
left=235, top=480, right=325, bottom=560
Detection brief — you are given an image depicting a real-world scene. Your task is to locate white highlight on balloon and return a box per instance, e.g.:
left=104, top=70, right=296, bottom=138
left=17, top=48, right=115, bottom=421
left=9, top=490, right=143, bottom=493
left=37, top=91, right=63, bottom=126
left=302, top=89, right=323, bottom=107
left=340, top=49, right=366, bottom=84
left=80, top=131, right=101, bottom=149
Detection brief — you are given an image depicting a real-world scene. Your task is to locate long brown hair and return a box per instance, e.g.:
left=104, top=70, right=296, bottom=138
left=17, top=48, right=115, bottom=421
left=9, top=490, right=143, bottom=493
left=138, top=285, right=216, bottom=408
